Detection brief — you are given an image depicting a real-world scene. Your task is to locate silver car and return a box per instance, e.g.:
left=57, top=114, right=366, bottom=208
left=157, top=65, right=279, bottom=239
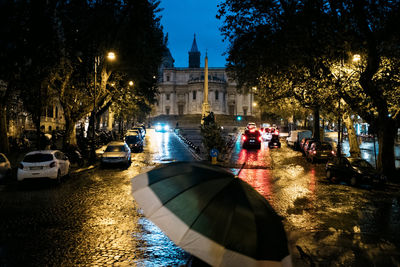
left=101, top=141, right=131, bottom=167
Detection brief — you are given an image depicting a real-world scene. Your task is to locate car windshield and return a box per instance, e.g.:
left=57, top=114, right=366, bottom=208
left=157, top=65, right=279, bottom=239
left=0, top=155, right=5, bottom=162
left=23, top=153, right=53, bottom=162
left=350, top=159, right=372, bottom=168
left=105, top=145, right=125, bottom=152
left=125, top=136, right=139, bottom=143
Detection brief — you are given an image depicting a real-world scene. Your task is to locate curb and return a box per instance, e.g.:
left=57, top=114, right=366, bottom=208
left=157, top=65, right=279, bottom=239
left=174, top=131, right=203, bottom=161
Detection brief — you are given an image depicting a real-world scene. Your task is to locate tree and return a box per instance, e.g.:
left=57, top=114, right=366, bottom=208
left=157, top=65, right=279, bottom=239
left=218, top=0, right=400, bottom=176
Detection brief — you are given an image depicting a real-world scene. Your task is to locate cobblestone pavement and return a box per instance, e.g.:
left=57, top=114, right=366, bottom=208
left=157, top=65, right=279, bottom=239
left=230, top=136, right=400, bottom=266
left=1, top=129, right=399, bottom=266
left=0, top=129, right=193, bottom=266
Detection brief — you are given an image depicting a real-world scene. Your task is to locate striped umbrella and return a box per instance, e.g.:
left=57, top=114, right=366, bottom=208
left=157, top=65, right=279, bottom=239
left=131, top=161, right=292, bottom=267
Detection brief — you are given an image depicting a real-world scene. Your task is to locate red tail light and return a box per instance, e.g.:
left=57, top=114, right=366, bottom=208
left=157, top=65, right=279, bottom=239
left=242, top=135, right=247, bottom=141
left=331, top=151, right=335, bottom=155
left=274, top=130, right=279, bottom=135
left=313, top=151, right=317, bottom=155
left=49, top=161, right=56, bottom=168
left=258, top=136, right=262, bottom=141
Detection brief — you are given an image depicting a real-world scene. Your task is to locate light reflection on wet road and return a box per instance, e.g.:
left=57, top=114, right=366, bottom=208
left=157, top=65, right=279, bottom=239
left=229, top=135, right=400, bottom=266
left=1, top=129, right=399, bottom=266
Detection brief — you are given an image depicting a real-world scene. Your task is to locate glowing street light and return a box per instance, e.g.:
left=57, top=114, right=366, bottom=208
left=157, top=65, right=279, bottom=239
left=129, top=81, right=134, bottom=86
left=107, top=52, right=116, bottom=61
left=352, top=54, right=361, bottom=62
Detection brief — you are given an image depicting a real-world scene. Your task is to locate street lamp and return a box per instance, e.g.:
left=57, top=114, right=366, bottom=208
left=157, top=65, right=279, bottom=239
left=90, top=51, right=116, bottom=163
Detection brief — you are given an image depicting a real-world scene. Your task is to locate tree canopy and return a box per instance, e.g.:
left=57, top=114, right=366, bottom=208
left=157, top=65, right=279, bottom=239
left=218, top=0, right=400, bottom=176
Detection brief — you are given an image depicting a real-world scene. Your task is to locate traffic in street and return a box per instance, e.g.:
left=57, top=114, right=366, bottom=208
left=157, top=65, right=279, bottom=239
left=0, top=127, right=399, bottom=266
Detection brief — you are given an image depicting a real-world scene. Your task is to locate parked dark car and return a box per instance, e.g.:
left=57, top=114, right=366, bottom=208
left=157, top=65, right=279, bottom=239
left=125, top=134, right=143, bottom=152
left=299, top=137, right=312, bottom=153
left=302, top=139, right=317, bottom=156
left=326, top=157, right=386, bottom=186
left=268, top=134, right=281, bottom=148
left=306, top=141, right=334, bottom=163
left=242, top=129, right=262, bottom=149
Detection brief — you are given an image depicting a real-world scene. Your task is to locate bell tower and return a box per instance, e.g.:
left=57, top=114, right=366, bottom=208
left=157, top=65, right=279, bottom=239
left=188, top=34, right=200, bottom=68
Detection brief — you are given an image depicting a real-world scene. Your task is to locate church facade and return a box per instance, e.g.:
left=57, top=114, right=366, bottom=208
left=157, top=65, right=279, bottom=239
left=153, top=36, right=254, bottom=117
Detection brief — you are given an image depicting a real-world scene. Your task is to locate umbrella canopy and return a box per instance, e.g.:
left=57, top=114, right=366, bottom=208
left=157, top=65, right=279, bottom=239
left=131, top=161, right=292, bottom=267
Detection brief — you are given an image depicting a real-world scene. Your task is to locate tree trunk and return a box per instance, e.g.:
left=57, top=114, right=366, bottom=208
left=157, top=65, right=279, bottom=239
left=63, top=116, right=77, bottom=149
left=377, top=116, right=397, bottom=177
left=313, top=107, right=320, bottom=141
left=0, top=102, right=9, bottom=154
left=342, top=112, right=361, bottom=157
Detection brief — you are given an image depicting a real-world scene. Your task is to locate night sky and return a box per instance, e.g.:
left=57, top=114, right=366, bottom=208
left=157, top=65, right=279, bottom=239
left=159, top=0, right=228, bottom=68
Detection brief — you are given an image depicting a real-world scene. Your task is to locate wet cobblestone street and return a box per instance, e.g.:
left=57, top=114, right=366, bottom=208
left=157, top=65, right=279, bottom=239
left=0, top=130, right=192, bottom=266
left=1, top=129, right=399, bottom=266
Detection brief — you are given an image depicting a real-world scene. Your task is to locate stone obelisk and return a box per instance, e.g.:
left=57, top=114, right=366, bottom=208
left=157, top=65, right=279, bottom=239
left=201, top=53, right=211, bottom=124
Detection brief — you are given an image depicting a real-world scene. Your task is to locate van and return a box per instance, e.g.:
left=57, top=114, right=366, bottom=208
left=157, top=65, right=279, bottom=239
left=286, top=130, right=312, bottom=150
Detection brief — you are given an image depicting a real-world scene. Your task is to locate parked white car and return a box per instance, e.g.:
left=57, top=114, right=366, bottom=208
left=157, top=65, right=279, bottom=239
left=0, top=153, right=12, bottom=179
left=101, top=141, right=131, bottom=167
left=17, top=150, right=70, bottom=183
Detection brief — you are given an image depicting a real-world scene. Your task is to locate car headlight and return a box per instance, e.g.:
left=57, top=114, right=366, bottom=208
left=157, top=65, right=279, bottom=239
left=156, top=125, right=162, bottom=131
left=164, top=125, right=170, bottom=130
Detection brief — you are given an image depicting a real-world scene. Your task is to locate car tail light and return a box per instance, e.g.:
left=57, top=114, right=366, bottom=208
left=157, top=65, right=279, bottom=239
left=313, top=151, right=317, bottom=155
left=274, top=130, right=279, bottom=135
left=258, top=136, right=262, bottom=141
left=18, top=163, right=24, bottom=169
left=49, top=161, right=56, bottom=168
left=242, top=135, right=247, bottom=141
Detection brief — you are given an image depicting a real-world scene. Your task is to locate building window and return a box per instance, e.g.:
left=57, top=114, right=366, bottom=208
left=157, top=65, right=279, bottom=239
left=243, top=107, right=248, bottom=116
left=166, top=75, right=170, bottom=81
left=47, top=106, right=53, bottom=118
left=55, top=107, right=58, bottom=118
left=166, top=107, right=170, bottom=115
left=215, top=90, right=219, bottom=100
left=166, top=93, right=170, bottom=100
left=193, top=91, right=196, bottom=100
left=223, top=93, right=226, bottom=101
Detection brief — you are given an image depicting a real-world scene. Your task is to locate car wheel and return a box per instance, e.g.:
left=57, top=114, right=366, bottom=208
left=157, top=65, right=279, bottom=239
left=326, top=170, right=337, bottom=183
left=350, top=176, right=358, bottom=186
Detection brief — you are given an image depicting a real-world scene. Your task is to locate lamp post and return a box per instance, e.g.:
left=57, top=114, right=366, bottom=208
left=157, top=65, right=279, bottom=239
left=90, top=51, right=116, bottom=163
